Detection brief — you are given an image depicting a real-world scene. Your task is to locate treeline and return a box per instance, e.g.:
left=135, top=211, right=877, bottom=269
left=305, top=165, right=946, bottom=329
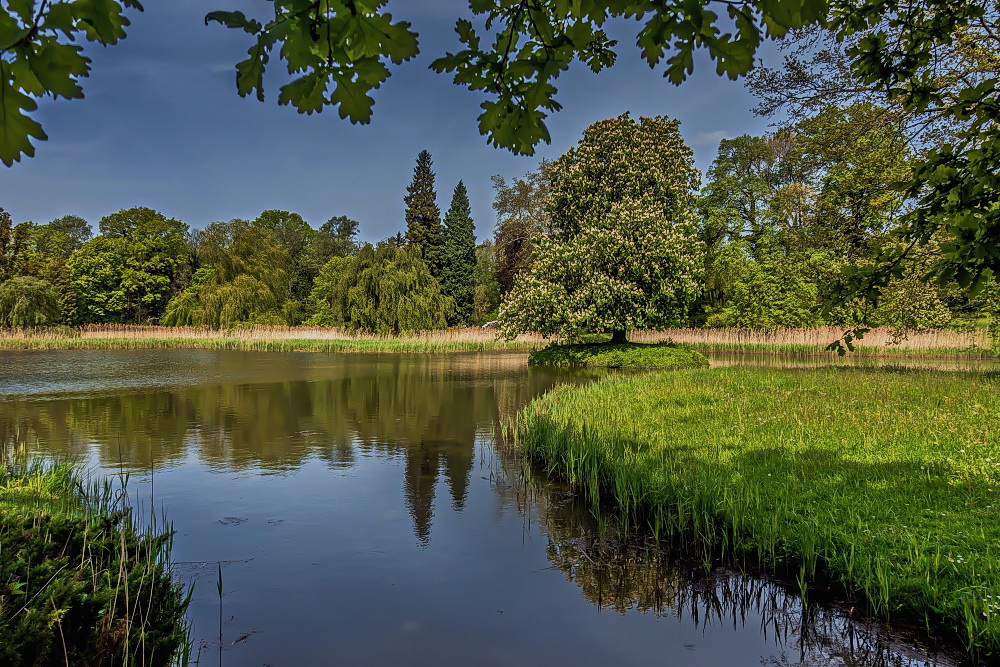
left=0, top=151, right=501, bottom=333
left=4, top=24, right=1000, bottom=339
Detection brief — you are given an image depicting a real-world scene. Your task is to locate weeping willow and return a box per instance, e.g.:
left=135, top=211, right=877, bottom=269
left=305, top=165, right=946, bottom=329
left=161, top=221, right=291, bottom=328
left=309, top=244, right=453, bottom=334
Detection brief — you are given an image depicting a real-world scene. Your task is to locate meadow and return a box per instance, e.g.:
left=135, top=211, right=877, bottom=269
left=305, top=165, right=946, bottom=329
left=512, top=365, right=1000, bottom=659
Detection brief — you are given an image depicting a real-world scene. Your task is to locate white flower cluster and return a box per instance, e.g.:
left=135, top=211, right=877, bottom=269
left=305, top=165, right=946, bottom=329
left=499, top=113, right=704, bottom=338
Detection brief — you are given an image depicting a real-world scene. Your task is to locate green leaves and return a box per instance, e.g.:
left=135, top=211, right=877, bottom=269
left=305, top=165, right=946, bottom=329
left=208, top=1, right=417, bottom=125
left=0, top=0, right=140, bottom=166
left=0, top=63, right=47, bottom=167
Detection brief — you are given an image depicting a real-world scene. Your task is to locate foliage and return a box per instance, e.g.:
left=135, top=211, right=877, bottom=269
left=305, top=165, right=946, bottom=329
left=0, top=208, right=32, bottom=282
left=404, top=150, right=443, bottom=277
left=491, top=161, right=550, bottom=293
left=0, top=456, right=189, bottom=666
left=440, top=181, right=477, bottom=326
left=0, top=276, right=59, bottom=327
left=473, top=241, right=500, bottom=324
left=66, top=207, right=191, bottom=323
left=31, top=215, right=91, bottom=258
left=528, top=341, right=708, bottom=369
left=499, top=114, right=704, bottom=341
left=67, top=237, right=127, bottom=323
left=205, top=1, right=418, bottom=123
left=706, top=254, right=824, bottom=328
left=0, top=0, right=141, bottom=165
left=253, top=209, right=317, bottom=306
left=315, top=214, right=360, bottom=264
left=430, top=1, right=826, bottom=154
left=516, top=366, right=1000, bottom=659
left=180, top=218, right=291, bottom=327
left=308, top=243, right=453, bottom=334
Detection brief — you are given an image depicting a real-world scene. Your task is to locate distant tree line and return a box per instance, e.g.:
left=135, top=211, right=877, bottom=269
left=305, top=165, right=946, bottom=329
left=3, top=60, right=998, bottom=340
left=0, top=150, right=494, bottom=334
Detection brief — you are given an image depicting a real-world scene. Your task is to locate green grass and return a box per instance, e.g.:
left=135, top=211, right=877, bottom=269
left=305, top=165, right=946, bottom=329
left=683, top=341, right=997, bottom=359
left=0, top=336, right=534, bottom=353
left=513, top=366, right=1000, bottom=659
left=529, top=341, right=710, bottom=368
left=0, top=452, right=190, bottom=666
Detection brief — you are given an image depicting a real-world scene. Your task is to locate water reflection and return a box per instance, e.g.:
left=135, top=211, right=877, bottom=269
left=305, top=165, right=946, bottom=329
left=0, top=349, right=966, bottom=664
left=0, top=351, right=600, bottom=547
left=491, top=460, right=961, bottom=667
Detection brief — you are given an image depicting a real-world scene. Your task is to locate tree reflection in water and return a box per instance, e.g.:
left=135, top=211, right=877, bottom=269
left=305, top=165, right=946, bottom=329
left=0, top=349, right=959, bottom=664
left=489, top=452, right=961, bottom=667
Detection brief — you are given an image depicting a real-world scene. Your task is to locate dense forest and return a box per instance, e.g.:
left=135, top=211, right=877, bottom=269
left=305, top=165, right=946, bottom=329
left=1, top=24, right=998, bottom=341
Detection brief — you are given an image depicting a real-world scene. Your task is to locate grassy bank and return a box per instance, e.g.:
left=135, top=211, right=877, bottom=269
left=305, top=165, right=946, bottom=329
left=529, top=341, right=709, bottom=368
left=0, top=452, right=190, bottom=666
left=513, top=366, right=1000, bottom=658
left=0, top=325, right=992, bottom=358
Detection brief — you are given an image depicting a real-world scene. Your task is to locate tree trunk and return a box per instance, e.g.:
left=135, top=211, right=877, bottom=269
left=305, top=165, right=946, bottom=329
left=610, top=329, right=628, bottom=344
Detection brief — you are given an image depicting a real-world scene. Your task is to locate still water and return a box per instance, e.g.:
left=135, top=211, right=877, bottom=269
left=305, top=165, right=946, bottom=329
left=0, top=349, right=965, bottom=666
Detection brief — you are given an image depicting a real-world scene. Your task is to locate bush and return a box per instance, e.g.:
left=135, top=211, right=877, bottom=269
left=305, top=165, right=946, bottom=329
left=528, top=341, right=709, bottom=369
left=0, top=458, right=189, bottom=666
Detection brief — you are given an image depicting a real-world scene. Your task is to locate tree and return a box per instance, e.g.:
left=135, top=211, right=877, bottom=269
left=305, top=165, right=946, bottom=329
left=5, top=1, right=996, bottom=309
left=67, top=237, right=127, bottom=323
left=253, top=209, right=317, bottom=308
left=307, top=244, right=453, bottom=334
left=32, top=215, right=92, bottom=258
left=404, top=150, right=442, bottom=276
left=473, top=241, right=501, bottom=324
left=440, top=181, right=476, bottom=325
left=498, top=114, right=704, bottom=342
left=315, top=215, right=360, bottom=264
left=0, top=276, right=59, bottom=327
left=166, top=218, right=291, bottom=327
left=491, top=161, right=551, bottom=293
left=0, top=208, right=32, bottom=282
left=97, top=207, right=190, bottom=322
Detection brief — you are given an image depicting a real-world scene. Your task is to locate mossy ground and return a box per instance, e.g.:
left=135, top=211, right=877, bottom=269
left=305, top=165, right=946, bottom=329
left=528, top=341, right=710, bottom=369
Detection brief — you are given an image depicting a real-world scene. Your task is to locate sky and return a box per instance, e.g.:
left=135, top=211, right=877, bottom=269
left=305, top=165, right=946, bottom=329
left=2, top=1, right=782, bottom=244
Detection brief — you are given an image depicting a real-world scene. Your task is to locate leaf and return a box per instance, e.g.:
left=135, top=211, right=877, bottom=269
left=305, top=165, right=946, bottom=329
left=329, top=71, right=375, bottom=123
left=204, top=10, right=262, bottom=34
left=278, top=71, right=328, bottom=114
left=0, top=64, right=48, bottom=167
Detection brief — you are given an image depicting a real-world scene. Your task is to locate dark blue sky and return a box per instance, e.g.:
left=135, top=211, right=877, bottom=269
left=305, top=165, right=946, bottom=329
left=3, top=1, right=779, bottom=243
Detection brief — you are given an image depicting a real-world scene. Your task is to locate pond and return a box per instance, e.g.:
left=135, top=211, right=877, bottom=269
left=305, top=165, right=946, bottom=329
left=0, top=349, right=965, bottom=666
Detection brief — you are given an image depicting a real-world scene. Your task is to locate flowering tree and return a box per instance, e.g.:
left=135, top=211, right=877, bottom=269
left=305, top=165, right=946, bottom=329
left=498, top=113, right=703, bottom=342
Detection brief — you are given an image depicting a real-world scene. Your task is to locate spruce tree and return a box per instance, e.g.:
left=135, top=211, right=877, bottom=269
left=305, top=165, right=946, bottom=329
left=440, top=181, right=477, bottom=325
left=404, top=150, right=443, bottom=276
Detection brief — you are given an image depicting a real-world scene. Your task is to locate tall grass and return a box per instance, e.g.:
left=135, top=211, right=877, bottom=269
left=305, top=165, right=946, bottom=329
left=0, top=445, right=191, bottom=666
left=513, top=366, right=1000, bottom=659
left=0, top=325, right=541, bottom=353
left=0, top=324, right=989, bottom=357
left=630, top=326, right=993, bottom=357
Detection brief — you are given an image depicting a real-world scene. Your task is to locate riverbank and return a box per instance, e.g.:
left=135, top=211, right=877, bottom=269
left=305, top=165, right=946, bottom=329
left=0, top=452, right=190, bottom=666
left=513, top=366, right=1000, bottom=659
left=0, top=324, right=993, bottom=358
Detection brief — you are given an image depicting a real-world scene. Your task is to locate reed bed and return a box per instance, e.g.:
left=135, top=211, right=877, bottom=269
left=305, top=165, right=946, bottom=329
left=0, top=324, right=542, bottom=352
left=0, top=324, right=991, bottom=357
left=631, top=326, right=992, bottom=356
left=513, top=366, right=1000, bottom=659
left=0, top=447, right=191, bottom=666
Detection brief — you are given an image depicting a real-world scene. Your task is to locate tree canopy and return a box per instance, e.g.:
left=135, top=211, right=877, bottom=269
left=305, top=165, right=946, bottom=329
left=498, top=113, right=704, bottom=341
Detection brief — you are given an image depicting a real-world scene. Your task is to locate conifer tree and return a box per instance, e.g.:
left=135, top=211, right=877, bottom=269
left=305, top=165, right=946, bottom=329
left=440, top=181, right=477, bottom=325
left=404, top=150, right=443, bottom=276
